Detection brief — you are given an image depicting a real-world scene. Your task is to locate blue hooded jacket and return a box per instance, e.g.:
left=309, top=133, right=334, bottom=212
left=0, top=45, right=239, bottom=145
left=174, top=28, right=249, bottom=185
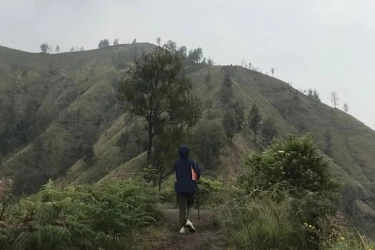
left=174, top=145, right=201, bottom=194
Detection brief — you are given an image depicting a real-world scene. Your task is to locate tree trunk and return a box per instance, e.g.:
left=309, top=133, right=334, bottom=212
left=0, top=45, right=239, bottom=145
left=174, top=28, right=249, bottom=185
left=0, top=203, right=5, bottom=220
left=254, top=131, right=257, bottom=144
left=158, top=168, right=164, bottom=191
left=147, top=122, right=153, bottom=160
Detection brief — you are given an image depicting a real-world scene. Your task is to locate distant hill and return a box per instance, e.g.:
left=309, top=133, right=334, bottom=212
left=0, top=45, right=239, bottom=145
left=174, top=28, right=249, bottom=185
left=0, top=43, right=375, bottom=235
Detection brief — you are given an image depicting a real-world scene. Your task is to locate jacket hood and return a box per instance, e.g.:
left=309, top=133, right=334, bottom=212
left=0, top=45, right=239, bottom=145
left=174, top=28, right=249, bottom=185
left=178, top=145, right=189, bottom=158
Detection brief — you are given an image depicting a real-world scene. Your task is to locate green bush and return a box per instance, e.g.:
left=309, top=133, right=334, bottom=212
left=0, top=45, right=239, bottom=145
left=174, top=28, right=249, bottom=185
left=217, top=189, right=375, bottom=250
left=197, top=177, right=223, bottom=206
left=0, top=178, right=161, bottom=250
left=240, top=135, right=339, bottom=193
left=159, top=188, right=177, bottom=206
left=216, top=135, right=341, bottom=250
left=238, top=135, right=340, bottom=225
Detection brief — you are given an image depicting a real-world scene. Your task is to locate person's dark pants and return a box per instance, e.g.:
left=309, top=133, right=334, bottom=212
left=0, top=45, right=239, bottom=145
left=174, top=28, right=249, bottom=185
left=177, top=192, right=194, bottom=227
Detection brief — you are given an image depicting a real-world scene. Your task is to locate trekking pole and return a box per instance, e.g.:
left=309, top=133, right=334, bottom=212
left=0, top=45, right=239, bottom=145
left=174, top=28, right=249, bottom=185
left=197, top=181, right=200, bottom=220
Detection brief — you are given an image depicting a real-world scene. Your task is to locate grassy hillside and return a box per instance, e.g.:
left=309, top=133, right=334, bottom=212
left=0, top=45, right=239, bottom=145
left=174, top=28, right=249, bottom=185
left=0, top=43, right=155, bottom=193
left=0, top=43, right=375, bottom=235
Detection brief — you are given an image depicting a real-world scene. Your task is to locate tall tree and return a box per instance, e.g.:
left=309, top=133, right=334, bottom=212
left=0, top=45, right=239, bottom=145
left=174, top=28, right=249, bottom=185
left=40, top=43, right=50, bottom=53
left=118, top=47, right=201, bottom=159
left=150, top=126, right=187, bottom=190
left=98, top=39, right=110, bottom=48
left=192, top=120, right=226, bottom=169
left=271, top=68, right=275, bottom=76
left=205, top=70, right=212, bottom=89
left=313, top=90, right=321, bottom=102
left=188, top=48, right=203, bottom=64
left=331, top=91, right=339, bottom=109
left=156, top=37, right=161, bottom=46
left=248, top=104, right=262, bottom=143
left=231, top=101, right=245, bottom=132
left=220, top=71, right=233, bottom=105
left=70, top=47, right=75, bottom=52
left=222, top=109, right=237, bottom=144
left=163, top=40, right=177, bottom=52
left=55, top=45, right=60, bottom=53
left=82, top=144, right=94, bottom=165
left=117, top=123, right=148, bottom=161
left=324, top=129, right=332, bottom=155
left=261, top=118, right=277, bottom=147
left=177, top=46, right=187, bottom=58
left=113, top=38, right=119, bottom=46
left=207, top=57, right=214, bottom=66
left=343, top=103, right=349, bottom=113
left=104, top=39, right=110, bottom=47
left=241, top=58, right=246, bottom=67
left=307, top=89, right=320, bottom=102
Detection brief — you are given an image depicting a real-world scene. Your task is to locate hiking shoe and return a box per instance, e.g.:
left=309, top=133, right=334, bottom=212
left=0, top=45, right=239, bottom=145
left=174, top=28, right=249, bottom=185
left=179, top=226, right=188, bottom=234
left=185, top=219, right=196, bottom=232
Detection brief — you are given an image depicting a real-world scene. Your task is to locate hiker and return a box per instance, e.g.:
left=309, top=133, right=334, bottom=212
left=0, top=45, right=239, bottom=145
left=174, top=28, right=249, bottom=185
left=174, top=145, right=201, bottom=234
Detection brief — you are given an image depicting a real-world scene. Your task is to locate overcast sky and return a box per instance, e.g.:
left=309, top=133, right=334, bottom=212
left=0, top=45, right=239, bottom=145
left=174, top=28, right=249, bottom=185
left=1, top=0, right=374, bottom=129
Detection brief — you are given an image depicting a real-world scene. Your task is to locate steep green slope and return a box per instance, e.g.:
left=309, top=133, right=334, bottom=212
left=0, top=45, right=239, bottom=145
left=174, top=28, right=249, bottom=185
left=0, top=43, right=155, bottom=193
left=0, top=44, right=375, bottom=235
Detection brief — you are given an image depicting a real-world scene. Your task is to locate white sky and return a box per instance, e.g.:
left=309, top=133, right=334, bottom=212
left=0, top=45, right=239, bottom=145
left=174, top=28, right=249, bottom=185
left=1, top=0, right=374, bottom=129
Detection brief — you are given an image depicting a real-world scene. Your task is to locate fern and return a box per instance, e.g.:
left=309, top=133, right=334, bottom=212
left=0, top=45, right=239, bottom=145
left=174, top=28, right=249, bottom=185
left=13, top=232, right=30, bottom=250
left=34, top=202, right=54, bottom=225
left=3, top=178, right=160, bottom=249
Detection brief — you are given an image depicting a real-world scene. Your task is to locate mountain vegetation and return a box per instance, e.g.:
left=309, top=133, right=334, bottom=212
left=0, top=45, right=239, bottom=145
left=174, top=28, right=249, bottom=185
left=1, top=40, right=375, bottom=249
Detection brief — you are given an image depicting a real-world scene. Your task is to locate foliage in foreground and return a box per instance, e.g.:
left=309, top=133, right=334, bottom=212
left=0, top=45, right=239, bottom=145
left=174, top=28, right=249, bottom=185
left=215, top=135, right=350, bottom=250
left=0, top=179, right=160, bottom=250
left=238, top=135, right=340, bottom=226
left=216, top=188, right=306, bottom=249
left=197, top=177, right=223, bottom=206
left=216, top=188, right=375, bottom=250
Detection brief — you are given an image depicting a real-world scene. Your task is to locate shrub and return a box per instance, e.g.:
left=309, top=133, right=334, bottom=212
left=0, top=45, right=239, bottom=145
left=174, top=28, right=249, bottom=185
left=240, top=136, right=340, bottom=228
left=239, top=135, right=339, bottom=205
left=197, top=177, right=223, bottom=206
left=321, top=226, right=375, bottom=250
left=0, top=178, right=160, bottom=250
left=217, top=135, right=341, bottom=250
left=159, top=188, right=177, bottom=206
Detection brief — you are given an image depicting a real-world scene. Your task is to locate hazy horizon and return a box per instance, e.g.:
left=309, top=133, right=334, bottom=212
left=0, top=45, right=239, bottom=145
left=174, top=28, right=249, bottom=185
left=1, top=0, right=374, bottom=129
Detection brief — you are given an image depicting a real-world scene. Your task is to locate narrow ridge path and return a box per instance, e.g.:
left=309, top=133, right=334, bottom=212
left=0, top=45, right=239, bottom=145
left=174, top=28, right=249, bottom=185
left=155, top=209, right=228, bottom=250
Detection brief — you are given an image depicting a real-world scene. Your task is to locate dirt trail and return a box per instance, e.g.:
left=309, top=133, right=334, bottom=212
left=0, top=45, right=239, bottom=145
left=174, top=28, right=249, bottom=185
left=155, top=208, right=228, bottom=250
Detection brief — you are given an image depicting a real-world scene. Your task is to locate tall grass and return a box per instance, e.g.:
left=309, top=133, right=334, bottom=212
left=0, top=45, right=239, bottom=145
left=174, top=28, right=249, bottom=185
left=215, top=135, right=375, bottom=250
left=215, top=188, right=305, bottom=250
left=216, top=187, right=375, bottom=250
